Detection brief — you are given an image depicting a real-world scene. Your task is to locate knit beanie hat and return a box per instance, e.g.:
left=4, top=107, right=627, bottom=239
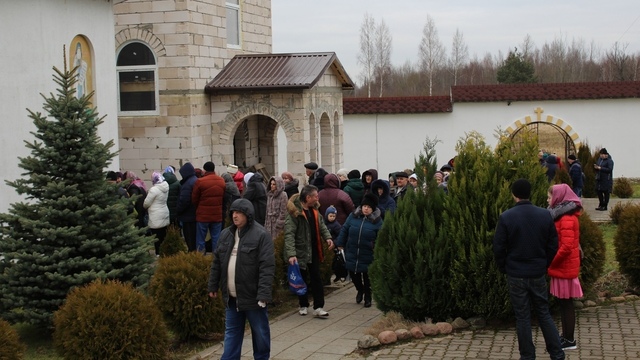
left=511, top=178, right=531, bottom=199
left=434, top=171, right=444, bottom=182
left=361, top=193, right=379, bottom=211
left=281, top=171, right=294, bottom=182
left=348, top=169, right=361, bottom=179
left=244, top=172, right=254, bottom=184
left=336, top=168, right=349, bottom=179
left=152, top=171, right=164, bottom=185
left=567, top=154, right=577, bottom=161
left=325, top=205, right=337, bottom=218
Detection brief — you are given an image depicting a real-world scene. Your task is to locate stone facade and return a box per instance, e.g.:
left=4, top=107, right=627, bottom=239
left=113, top=0, right=273, bottom=178
left=211, top=66, right=346, bottom=181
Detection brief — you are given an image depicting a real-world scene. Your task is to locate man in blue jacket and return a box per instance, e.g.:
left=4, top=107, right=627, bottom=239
left=493, top=179, right=565, bottom=360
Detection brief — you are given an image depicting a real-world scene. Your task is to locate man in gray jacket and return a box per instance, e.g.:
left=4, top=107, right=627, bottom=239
left=208, top=198, right=275, bottom=360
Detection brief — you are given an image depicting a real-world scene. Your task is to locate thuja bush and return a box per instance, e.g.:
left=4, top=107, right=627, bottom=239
left=614, top=205, right=640, bottom=287
left=578, top=212, right=606, bottom=292
left=0, top=318, right=24, bottom=360
left=613, top=177, right=634, bottom=198
left=53, top=280, right=169, bottom=360
left=578, top=143, right=596, bottom=198
left=148, top=252, right=225, bottom=341
left=610, top=202, right=636, bottom=225
left=446, top=131, right=548, bottom=319
left=370, top=137, right=451, bottom=321
left=159, top=225, right=187, bottom=257
left=271, top=232, right=289, bottom=304
left=554, top=167, right=571, bottom=186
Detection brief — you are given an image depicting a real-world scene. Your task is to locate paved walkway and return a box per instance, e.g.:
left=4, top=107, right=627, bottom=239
left=192, top=197, right=640, bottom=360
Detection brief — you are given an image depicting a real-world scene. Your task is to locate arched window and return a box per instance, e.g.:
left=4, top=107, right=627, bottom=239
left=116, top=42, right=158, bottom=114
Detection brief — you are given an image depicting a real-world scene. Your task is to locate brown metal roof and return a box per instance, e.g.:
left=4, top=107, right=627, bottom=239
left=343, top=96, right=453, bottom=114
left=204, top=52, right=354, bottom=94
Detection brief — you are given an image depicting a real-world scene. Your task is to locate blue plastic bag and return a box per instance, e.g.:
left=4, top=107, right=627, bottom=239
left=288, top=262, right=307, bottom=296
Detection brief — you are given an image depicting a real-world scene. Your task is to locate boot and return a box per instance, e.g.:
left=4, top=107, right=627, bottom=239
left=363, top=292, right=372, bottom=308
left=356, top=291, right=363, bottom=304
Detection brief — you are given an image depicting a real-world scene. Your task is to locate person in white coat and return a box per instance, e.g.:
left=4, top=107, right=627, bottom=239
left=144, top=171, right=170, bottom=255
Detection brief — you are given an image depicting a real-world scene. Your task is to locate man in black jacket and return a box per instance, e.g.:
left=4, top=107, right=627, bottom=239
left=493, top=179, right=565, bottom=360
left=208, top=199, right=275, bottom=360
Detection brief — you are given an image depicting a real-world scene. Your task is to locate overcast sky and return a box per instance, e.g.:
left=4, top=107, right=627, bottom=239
left=272, top=1, right=640, bottom=83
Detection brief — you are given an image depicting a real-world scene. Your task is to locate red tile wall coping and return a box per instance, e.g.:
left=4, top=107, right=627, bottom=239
left=344, top=81, right=640, bottom=114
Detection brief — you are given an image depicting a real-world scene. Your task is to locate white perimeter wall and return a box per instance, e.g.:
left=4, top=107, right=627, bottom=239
left=0, top=0, right=118, bottom=213
left=344, top=98, right=640, bottom=179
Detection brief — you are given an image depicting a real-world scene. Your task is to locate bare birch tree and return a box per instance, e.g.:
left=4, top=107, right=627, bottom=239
left=449, top=28, right=468, bottom=85
left=418, top=15, right=445, bottom=95
left=374, top=18, right=392, bottom=97
left=357, top=13, right=376, bottom=97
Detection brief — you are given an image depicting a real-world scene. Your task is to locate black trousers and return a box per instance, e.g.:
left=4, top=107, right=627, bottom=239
left=350, top=271, right=371, bottom=300
left=182, top=221, right=197, bottom=252
left=597, top=190, right=610, bottom=208
left=149, top=227, right=167, bottom=255
left=298, top=258, right=324, bottom=310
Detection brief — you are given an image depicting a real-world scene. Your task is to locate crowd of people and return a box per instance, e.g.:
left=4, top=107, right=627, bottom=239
left=106, top=152, right=600, bottom=359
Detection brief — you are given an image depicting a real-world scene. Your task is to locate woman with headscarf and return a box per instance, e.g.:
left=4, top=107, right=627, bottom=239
left=124, top=170, right=147, bottom=229
left=144, top=171, right=170, bottom=255
left=547, top=183, right=583, bottom=351
left=265, top=176, right=288, bottom=240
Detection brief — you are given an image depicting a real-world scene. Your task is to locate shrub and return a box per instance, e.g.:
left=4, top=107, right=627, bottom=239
left=272, top=232, right=290, bottom=304
left=148, top=252, right=225, bottom=341
left=610, top=202, right=635, bottom=225
left=553, top=166, right=571, bottom=186
left=53, top=279, right=169, bottom=360
left=614, top=205, right=640, bottom=287
left=578, top=212, right=606, bottom=292
left=613, top=177, right=634, bottom=198
left=0, top=318, right=25, bottom=360
left=159, top=225, right=187, bottom=257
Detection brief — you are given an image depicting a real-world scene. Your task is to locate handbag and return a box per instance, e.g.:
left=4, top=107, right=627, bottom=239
left=287, top=262, right=307, bottom=296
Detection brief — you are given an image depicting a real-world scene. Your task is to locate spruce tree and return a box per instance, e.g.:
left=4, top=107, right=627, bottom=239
left=0, top=65, right=155, bottom=327
left=369, top=137, right=452, bottom=321
left=446, top=131, right=547, bottom=318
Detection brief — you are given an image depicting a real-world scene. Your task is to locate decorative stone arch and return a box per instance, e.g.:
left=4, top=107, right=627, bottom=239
left=217, top=100, right=296, bottom=146
left=114, top=28, right=166, bottom=57
left=506, top=108, right=582, bottom=158
left=319, top=112, right=334, bottom=173
left=309, top=113, right=318, bottom=163
left=214, top=99, right=297, bottom=177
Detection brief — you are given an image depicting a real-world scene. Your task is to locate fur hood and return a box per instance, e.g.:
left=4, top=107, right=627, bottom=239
left=268, top=176, right=285, bottom=198
left=287, top=193, right=320, bottom=217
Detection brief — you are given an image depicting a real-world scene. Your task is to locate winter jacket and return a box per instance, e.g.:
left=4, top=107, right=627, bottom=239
left=192, top=172, right=226, bottom=223
left=493, top=200, right=559, bottom=278
left=336, top=207, right=383, bottom=273
left=548, top=202, right=581, bottom=279
left=568, top=161, right=584, bottom=190
left=126, top=182, right=147, bottom=228
left=232, top=170, right=245, bottom=194
left=318, top=174, right=355, bottom=225
left=284, top=193, right=332, bottom=269
left=370, top=179, right=396, bottom=218
left=221, top=173, right=241, bottom=220
left=176, top=163, right=197, bottom=223
left=311, top=168, right=328, bottom=191
left=143, top=181, right=170, bottom=229
left=595, top=155, right=614, bottom=192
left=265, top=176, right=288, bottom=240
left=545, top=155, right=559, bottom=183
left=208, top=199, right=275, bottom=311
left=344, top=178, right=365, bottom=207
left=243, top=173, right=268, bottom=226
left=361, top=169, right=378, bottom=194
left=284, top=178, right=300, bottom=198
left=163, top=171, right=181, bottom=223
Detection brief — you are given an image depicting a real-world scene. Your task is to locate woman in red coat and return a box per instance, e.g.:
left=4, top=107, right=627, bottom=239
left=547, top=183, right=583, bottom=351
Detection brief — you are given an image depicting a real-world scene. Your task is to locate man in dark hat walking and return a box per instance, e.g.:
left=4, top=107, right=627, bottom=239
left=493, top=179, right=564, bottom=360
left=304, top=162, right=318, bottom=186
